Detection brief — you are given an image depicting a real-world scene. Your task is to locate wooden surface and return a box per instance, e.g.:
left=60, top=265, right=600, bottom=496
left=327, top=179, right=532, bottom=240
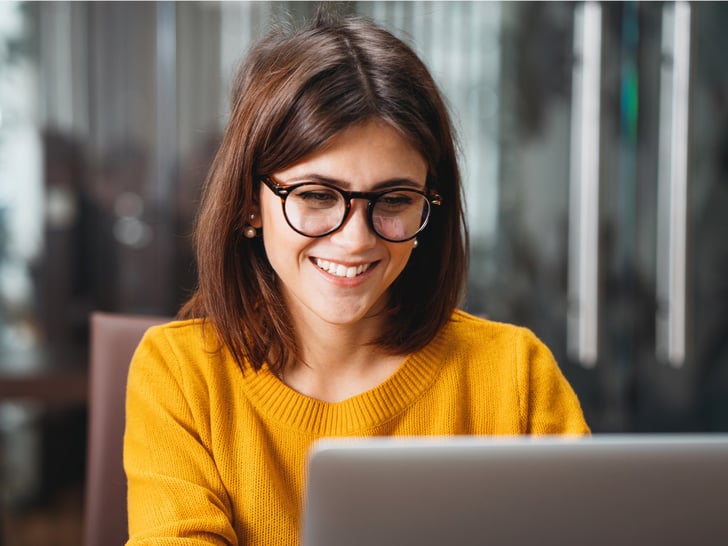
left=0, top=348, right=87, bottom=405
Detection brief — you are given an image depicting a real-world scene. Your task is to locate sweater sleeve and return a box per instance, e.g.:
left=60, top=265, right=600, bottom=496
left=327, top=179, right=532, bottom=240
left=124, top=327, right=238, bottom=545
left=516, top=327, right=591, bottom=435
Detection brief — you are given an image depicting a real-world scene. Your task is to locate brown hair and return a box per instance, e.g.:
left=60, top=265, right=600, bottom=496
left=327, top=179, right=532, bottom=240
left=180, top=9, right=468, bottom=374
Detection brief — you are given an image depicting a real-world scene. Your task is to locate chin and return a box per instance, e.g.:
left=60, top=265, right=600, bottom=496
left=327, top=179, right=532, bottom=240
left=314, top=305, right=376, bottom=326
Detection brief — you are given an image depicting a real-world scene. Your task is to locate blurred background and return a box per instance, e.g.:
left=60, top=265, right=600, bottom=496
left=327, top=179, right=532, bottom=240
left=0, top=1, right=726, bottom=544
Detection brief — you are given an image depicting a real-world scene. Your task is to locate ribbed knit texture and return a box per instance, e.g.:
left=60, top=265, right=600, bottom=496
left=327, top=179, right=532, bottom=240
left=124, top=309, right=589, bottom=545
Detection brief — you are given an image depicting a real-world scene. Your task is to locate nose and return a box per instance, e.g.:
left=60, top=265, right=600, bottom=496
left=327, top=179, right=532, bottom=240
left=329, top=198, right=377, bottom=249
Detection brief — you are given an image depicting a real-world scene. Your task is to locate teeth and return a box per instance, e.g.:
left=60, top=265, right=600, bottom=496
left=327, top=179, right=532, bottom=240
left=315, top=259, right=371, bottom=278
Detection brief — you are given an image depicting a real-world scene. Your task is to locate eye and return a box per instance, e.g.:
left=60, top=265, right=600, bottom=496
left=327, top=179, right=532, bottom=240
left=377, top=191, right=417, bottom=212
left=290, top=185, right=341, bottom=209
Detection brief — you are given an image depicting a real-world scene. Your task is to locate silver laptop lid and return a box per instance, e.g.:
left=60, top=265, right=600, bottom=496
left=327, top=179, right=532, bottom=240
left=302, top=435, right=728, bottom=546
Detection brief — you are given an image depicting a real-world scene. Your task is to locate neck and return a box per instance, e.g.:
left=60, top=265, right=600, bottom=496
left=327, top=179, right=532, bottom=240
left=280, top=312, right=404, bottom=403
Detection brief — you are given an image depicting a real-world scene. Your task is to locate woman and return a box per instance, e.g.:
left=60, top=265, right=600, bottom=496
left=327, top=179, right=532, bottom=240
left=124, top=10, right=589, bottom=546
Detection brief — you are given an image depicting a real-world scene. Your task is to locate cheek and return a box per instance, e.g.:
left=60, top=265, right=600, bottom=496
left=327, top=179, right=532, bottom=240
left=258, top=203, right=284, bottom=264
left=259, top=197, right=292, bottom=249
left=257, top=192, right=276, bottom=230
left=390, top=245, right=415, bottom=275
left=261, top=223, right=289, bottom=265
left=260, top=216, right=309, bottom=275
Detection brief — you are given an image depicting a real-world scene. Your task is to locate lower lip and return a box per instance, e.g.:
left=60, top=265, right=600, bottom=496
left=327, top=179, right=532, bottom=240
left=311, top=259, right=379, bottom=285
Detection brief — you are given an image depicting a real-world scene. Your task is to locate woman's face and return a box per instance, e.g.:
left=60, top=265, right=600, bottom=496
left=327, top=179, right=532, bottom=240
left=256, top=119, right=427, bottom=331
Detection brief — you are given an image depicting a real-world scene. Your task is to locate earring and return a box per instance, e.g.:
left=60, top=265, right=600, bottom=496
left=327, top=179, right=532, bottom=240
left=244, top=212, right=258, bottom=239
left=413, top=238, right=419, bottom=249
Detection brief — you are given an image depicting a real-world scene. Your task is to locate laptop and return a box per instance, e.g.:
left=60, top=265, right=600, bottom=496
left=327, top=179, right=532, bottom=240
left=302, top=435, right=728, bottom=546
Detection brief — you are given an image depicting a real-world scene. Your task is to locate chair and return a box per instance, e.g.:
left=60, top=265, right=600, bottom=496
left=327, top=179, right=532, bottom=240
left=84, top=312, right=170, bottom=546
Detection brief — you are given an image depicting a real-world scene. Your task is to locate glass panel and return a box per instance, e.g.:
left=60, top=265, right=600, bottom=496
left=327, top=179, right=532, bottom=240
left=1, top=0, right=63, bottom=509
left=688, top=2, right=728, bottom=430
left=467, top=1, right=581, bottom=413
left=0, top=1, right=43, bottom=358
left=599, top=2, right=662, bottom=431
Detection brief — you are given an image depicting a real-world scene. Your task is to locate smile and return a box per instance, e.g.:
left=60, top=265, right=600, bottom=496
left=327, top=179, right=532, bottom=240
left=315, top=259, right=373, bottom=278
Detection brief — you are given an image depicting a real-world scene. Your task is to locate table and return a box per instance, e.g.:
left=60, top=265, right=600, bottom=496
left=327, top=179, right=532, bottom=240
left=0, top=347, right=87, bottom=404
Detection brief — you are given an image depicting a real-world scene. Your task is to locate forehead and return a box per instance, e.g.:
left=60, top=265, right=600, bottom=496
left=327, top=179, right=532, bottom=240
left=272, top=120, right=428, bottom=189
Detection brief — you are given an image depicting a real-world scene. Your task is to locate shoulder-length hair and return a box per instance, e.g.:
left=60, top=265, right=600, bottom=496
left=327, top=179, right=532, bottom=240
left=180, top=10, right=468, bottom=374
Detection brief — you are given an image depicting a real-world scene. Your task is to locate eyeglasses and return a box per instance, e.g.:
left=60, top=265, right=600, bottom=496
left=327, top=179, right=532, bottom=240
left=261, top=176, right=442, bottom=243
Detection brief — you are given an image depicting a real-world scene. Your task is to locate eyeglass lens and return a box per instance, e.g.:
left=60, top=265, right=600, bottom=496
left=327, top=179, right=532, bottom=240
left=283, top=184, right=430, bottom=241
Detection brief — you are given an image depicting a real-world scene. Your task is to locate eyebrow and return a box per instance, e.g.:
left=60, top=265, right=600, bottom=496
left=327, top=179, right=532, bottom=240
left=284, top=174, right=425, bottom=191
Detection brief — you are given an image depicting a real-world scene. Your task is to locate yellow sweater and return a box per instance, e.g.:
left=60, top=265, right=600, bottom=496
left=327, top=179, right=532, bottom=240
left=124, top=309, right=589, bottom=545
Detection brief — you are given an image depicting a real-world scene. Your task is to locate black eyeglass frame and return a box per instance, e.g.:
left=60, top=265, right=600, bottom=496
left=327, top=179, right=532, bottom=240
left=260, top=175, right=442, bottom=242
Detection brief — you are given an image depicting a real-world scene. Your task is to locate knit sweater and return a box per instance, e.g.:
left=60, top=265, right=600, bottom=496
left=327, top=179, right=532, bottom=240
left=124, top=309, right=589, bottom=545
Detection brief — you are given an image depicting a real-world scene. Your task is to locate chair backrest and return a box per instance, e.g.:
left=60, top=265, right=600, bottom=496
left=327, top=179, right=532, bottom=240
left=84, top=312, right=169, bottom=546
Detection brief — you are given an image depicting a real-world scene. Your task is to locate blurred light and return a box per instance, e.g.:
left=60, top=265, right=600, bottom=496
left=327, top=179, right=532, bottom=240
left=113, top=216, right=152, bottom=248
left=113, top=191, right=144, bottom=218
left=45, top=186, right=77, bottom=229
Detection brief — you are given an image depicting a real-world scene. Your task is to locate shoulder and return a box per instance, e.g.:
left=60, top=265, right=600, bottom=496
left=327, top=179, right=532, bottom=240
left=130, top=318, right=228, bottom=382
left=432, top=309, right=558, bottom=376
left=443, top=309, right=542, bottom=351
left=139, top=318, right=221, bottom=355
left=440, top=310, right=589, bottom=433
left=143, top=317, right=208, bottom=339
left=128, top=318, right=241, bottom=410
